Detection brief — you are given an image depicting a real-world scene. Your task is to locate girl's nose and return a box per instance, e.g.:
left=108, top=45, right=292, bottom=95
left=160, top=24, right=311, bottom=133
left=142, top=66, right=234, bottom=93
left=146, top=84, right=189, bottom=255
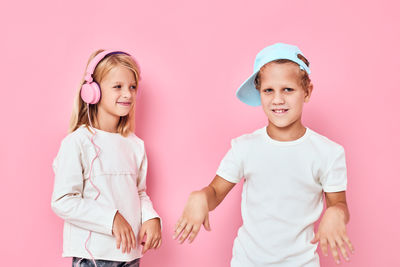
left=121, top=87, right=132, bottom=99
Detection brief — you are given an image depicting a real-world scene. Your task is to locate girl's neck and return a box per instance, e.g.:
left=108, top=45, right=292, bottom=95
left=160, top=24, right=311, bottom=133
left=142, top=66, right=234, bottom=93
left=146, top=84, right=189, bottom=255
left=267, top=120, right=306, bottom=142
left=94, top=109, right=119, bottom=133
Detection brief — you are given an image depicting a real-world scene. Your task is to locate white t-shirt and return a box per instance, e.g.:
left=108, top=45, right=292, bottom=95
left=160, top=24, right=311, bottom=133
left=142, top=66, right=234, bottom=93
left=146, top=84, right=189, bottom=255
left=51, top=126, right=160, bottom=262
left=216, top=127, right=347, bottom=267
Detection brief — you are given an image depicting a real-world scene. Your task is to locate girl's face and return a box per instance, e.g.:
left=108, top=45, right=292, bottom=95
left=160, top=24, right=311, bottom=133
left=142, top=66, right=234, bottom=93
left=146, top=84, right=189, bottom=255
left=97, top=64, right=137, bottom=122
left=258, top=62, right=312, bottom=129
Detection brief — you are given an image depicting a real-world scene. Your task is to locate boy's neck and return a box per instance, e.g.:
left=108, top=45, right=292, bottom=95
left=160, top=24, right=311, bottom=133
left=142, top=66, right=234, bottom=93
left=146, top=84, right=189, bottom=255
left=266, top=121, right=306, bottom=142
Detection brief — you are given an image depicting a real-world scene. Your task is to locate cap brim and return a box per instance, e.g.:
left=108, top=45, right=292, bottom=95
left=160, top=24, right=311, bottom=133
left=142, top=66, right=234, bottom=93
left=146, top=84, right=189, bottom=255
left=236, top=71, right=261, bottom=106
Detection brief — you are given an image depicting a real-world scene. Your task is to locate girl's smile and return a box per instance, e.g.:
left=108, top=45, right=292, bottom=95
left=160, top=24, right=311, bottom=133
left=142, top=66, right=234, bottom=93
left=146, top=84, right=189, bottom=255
left=117, top=101, right=132, bottom=107
left=96, top=64, right=137, bottom=132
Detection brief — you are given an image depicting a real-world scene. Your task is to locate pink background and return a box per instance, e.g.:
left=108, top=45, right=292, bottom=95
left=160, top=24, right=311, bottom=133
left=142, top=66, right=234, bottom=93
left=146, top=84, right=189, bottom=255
left=1, top=0, right=399, bottom=266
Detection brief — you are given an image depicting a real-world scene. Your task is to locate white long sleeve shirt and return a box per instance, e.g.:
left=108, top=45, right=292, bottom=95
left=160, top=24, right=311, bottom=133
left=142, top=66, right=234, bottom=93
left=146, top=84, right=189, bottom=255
left=51, top=126, right=160, bottom=261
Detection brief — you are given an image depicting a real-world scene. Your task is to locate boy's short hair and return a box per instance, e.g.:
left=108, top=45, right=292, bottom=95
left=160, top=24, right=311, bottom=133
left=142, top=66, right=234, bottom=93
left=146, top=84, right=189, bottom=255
left=254, top=57, right=311, bottom=91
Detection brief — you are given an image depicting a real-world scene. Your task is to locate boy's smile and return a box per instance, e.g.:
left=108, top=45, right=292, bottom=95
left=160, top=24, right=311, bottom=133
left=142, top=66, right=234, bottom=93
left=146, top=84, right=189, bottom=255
left=258, top=62, right=313, bottom=138
left=271, top=108, right=289, bottom=115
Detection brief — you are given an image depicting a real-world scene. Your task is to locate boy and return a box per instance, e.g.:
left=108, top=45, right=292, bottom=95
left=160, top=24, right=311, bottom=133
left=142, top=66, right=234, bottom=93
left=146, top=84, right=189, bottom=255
left=174, top=43, right=354, bottom=266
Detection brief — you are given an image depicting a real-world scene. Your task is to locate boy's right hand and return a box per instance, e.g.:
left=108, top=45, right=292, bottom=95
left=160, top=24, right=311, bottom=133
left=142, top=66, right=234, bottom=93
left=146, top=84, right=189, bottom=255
left=112, top=211, right=136, bottom=254
left=173, top=191, right=211, bottom=244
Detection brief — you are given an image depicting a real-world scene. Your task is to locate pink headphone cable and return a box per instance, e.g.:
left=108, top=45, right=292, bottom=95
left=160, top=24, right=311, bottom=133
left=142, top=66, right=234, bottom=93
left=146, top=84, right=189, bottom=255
left=75, top=104, right=101, bottom=267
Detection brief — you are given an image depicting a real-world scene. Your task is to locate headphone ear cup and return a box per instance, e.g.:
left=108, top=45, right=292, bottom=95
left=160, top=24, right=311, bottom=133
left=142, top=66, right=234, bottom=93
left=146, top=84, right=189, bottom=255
left=81, top=82, right=101, bottom=104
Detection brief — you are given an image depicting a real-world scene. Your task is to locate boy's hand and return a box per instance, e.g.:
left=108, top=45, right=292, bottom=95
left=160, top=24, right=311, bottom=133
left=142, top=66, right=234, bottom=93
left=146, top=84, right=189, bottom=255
left=311, top=206, right=354, bottom=264
left=138, top=218, right=162, bottom=254
left=173, top=191, right=211, bottom=244
left=112, top=211, right=136, bottom=254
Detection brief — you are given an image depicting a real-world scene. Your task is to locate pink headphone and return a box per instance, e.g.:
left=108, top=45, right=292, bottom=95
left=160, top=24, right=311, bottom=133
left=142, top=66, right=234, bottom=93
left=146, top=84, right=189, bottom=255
left=80, top=50, right=137, bottom=104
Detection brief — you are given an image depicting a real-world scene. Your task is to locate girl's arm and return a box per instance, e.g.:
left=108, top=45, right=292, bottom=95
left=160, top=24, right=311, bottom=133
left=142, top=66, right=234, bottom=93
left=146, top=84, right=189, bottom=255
left=136, top=149, right=160, bottom=222
left=51, top=137, right=118, bottom=236
left=173, top=175, right=235, bottom=244
left=311, top=191, right=354, bottom=264
left=136, top=149, right=161, bottom=253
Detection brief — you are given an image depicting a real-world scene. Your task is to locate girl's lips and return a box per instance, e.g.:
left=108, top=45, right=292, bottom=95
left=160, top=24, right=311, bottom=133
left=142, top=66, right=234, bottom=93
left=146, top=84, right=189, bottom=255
left=117, top=102, right=131, bottom=106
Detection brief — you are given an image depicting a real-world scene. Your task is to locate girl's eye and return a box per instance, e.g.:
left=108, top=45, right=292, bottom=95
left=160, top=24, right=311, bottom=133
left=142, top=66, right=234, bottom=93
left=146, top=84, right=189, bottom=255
left=130, top=85, right=136, bottom=90
left=284, top=88, right=294, bottom=92
left=113, top=85, right=122, bottom=89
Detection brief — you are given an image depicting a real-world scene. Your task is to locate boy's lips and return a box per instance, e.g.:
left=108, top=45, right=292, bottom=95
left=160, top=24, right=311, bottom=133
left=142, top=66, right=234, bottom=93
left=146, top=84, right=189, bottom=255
left=271, top=108, right=289, bottom=114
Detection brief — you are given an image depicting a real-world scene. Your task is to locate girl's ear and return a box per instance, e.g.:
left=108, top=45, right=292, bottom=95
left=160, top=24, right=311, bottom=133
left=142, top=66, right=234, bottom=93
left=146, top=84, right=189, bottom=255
left=304, top=83, right=313, bottom=103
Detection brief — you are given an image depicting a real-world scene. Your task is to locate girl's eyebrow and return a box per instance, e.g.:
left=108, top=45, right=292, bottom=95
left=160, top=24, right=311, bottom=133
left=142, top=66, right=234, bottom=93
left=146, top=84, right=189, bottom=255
left=112, top=81, right=137, bottom=85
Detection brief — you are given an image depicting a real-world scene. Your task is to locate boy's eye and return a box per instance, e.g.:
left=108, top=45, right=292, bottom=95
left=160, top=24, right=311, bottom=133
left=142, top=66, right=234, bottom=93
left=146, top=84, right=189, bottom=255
left=284, top=88, right=294, bottom=92
left=263, top=88, right=273, bottom=93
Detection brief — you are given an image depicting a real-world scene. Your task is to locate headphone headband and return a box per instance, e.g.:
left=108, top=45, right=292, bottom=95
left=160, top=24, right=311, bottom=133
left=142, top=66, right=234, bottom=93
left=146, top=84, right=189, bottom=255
left=84, top=50, right=133, bottom=83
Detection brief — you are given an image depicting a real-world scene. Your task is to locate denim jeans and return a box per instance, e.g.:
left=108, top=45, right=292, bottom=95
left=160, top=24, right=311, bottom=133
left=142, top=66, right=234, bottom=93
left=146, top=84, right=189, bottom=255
left=72, top=257, right=140, bottom=267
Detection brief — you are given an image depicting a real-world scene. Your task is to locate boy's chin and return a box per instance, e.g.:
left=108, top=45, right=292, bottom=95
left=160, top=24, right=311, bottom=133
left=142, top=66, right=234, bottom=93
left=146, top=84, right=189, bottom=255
left=267, top=119, right=296, bottom=129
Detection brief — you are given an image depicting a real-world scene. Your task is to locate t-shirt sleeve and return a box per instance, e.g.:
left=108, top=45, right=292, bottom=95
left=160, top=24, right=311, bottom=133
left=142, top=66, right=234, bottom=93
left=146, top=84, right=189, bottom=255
left=320, top=146, right=348, bottom=192
left=216, top=139, right=244, bottom=183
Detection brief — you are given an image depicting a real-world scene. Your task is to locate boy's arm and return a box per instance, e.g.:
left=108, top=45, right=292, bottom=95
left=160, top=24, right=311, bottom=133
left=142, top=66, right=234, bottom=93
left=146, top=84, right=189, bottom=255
left=325, top=191, right=350, bottom=223
left=173, top=175, right=235, bottom=244
left=311, top=191, right=354, bottom=264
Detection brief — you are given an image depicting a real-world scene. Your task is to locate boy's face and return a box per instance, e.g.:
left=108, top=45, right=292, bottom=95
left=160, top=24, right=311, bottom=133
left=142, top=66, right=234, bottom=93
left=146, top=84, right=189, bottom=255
left=258, top=62, right=312, bottom=129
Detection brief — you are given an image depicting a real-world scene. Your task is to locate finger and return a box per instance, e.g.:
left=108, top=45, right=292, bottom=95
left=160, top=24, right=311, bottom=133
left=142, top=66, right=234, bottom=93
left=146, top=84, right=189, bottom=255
left=179, top=224, right=193, bottom=244
left=147, top=235, right=156, bottom=250
left=188, top=225, right=201, bottom=243
left=130, top=230, right=136, bottom=249
left=311, top=233, right=319, bottom=244
left=174, top=217, right=183, bottom=231
left=155, top=239, right=162, bottom=249
left=203, top=214, right=211, bottom=231
left=174, top=220, right=187, bottom=240
left=138, top=227, right=145, bottom=246
left=152, top=236, right=160, bottom=249
left=121, top=232, right=127, bottom=253
left=320, top=238, right=328, bottom=256
left=116, top=233, right=122, bottom=249
left=142, top=235, right=152, bottom=254
left=337, top=238, right=349, bottom=262
left=328, top=238, right=340, bottom=264
left=151, top=239, right=159, bottom=249
left=343, top=235, right=354, bottom=254
left=125, top=230, right=132, bottom=253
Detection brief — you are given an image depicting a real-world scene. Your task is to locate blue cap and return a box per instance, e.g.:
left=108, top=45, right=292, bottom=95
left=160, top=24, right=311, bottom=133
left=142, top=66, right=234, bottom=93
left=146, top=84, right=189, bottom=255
left=236, top=43, right=311, bottom=106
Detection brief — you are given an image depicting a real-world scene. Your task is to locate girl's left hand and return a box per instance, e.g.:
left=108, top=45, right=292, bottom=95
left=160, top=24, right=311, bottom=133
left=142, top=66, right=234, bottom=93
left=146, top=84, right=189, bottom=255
left=138, top=218, right=162, bottom=254
left=311, top=206, right=354, bottom=264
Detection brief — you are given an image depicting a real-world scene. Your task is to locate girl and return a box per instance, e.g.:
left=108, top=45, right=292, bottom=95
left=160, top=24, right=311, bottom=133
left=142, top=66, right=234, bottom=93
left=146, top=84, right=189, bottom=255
left=51, top=50, right=162, bottom=267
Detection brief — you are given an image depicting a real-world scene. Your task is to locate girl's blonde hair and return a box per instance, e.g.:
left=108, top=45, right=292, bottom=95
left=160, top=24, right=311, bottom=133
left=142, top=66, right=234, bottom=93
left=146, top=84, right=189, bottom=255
left=69, top=50, right=141, bottom=137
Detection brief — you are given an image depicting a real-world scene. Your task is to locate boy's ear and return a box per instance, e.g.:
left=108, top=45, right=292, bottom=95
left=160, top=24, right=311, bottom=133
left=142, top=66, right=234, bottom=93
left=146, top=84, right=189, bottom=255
left=304, top=83, right=313, bottom=103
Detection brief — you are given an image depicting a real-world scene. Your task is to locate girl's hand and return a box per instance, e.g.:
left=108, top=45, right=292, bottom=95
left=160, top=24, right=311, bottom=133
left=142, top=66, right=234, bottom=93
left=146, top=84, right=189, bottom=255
left=311, top=206, right=354, bottom=264
left=112, top=211, right=136, bottom=254
left=173, top=191, right=211, bottom=244
left=138, top=218, right=162, bottom=254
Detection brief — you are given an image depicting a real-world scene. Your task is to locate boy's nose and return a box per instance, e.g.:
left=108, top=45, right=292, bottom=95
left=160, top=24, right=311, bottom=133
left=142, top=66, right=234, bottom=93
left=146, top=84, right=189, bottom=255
left=272, top=93, right=285, bottom=104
